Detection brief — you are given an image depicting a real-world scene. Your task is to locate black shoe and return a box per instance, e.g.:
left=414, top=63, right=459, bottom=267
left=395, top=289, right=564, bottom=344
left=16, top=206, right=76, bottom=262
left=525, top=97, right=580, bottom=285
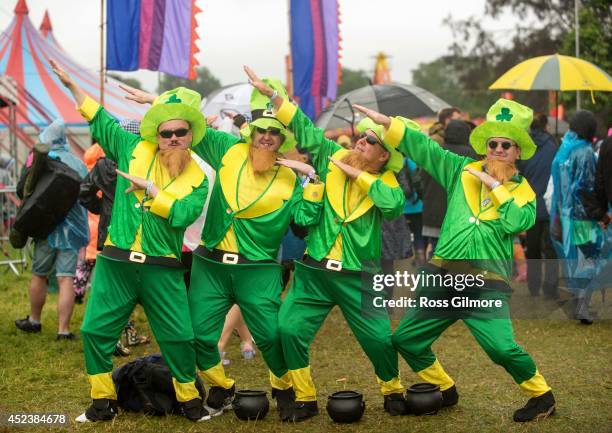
left=56, top=332, right=77, bottom=341
left=286, top=401, right=318, bottom=422
left=384, top=393, right=408, bottom=415
left=206, top=384, right=235, bottom=415
left=75, top=399, right=118, bottom=422
left=441, top=385, right=459, bottom=407
left=181, top=398, right=211, bottom=422
left=513, top=391, right=556, bottom=422
left=580, top=318, right=594, bottom=325
left=15, top=316, right=41, bottom=333
left=272, top=387, right=295, bottom=421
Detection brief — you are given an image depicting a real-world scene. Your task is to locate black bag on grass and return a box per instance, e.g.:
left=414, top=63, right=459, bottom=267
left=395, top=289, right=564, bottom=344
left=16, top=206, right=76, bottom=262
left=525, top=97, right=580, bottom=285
left=112, top=354, right=206, bottom=416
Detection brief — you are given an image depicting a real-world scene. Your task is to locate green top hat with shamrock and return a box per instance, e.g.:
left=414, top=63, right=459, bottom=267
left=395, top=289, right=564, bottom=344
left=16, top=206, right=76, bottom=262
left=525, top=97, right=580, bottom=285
left=241, top=78, right=296, bottom=153
left=140, top=87, right=206, bottom=145
left=470, top=99, right=536, bottom=160
left=356, top=117, right=405, bottom=173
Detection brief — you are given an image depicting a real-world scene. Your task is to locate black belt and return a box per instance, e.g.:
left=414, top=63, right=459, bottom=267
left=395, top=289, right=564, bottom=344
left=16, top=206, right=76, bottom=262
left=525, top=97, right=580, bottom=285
left=194, top=246, right=276, bottom=265
left=101, top=246, right=184, bottom=269
left=301, top=255, right=360, bottom=275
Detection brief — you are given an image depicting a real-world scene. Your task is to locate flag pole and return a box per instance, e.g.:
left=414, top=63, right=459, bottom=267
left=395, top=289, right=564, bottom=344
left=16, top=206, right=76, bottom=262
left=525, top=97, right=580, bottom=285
left=100, top=0, right=105, bottom=105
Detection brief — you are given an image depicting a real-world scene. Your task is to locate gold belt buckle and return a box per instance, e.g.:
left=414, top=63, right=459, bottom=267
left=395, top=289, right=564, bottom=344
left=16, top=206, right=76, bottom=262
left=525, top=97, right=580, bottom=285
left=222, top=253, right=239, bottom=264
left=129, top=251, right=146, bottom=263
left=326, top=259, right=342, bottom=271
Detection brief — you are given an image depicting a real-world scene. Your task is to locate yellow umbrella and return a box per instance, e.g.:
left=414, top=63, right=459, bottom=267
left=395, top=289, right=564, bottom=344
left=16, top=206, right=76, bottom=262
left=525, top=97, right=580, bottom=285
left=490, top=54, right=612, bottom=91
left=489, top=54, right=611, bottom=135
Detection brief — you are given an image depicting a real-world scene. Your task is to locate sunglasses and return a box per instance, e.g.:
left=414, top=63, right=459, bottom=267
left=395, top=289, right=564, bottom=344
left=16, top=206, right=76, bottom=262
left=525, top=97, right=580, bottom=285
left=256, top=127, right=281, bottom=136
left=159, top=128, right=190, bottom=139
left=359, top=133, right=381, bottom=145
left=487, top=139, right=515, bottom=150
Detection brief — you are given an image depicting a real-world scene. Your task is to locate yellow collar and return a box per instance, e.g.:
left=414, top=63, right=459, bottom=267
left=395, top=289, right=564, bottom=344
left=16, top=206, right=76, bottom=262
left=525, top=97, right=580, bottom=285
left=128, top=141, right=205, bottom=204
left=219, top=143, right=296, bottom=219
left=326, top=148, right=399, bottom=223
left=461, top=160, right=535, bottom=220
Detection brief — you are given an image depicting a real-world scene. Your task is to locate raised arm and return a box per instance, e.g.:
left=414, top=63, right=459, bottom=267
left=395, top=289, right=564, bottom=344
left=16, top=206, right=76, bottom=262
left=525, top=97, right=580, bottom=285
left=120, top=83, right=240, bottom=168
left=244, top=66, right=340, bottom=173
left=353, top=104, right=468, bottom=191
left=50, top=60, right=139, bottom=161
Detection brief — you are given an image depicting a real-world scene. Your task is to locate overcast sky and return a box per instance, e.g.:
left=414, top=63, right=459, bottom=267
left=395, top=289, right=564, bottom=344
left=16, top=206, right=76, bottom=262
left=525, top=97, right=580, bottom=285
left=0, top=0, right=520, bottom=92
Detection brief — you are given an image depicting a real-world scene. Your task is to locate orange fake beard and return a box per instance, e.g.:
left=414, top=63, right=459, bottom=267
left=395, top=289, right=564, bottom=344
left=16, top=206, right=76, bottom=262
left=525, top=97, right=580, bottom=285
left=340, top=150, right=371, bottom=171
left=485, top=157, right=518, bottom=184
left=249, top=145, right=279, bottom=174
left=158, top=148, right=191, bottom=178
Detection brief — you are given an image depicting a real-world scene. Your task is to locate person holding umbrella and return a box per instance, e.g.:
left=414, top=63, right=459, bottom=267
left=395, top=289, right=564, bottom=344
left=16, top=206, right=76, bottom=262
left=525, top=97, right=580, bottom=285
left=354, top=99, right=556, bottom=423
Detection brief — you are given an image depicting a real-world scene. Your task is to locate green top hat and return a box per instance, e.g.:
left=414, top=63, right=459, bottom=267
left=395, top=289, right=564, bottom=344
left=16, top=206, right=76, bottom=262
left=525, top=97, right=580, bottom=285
left=470, top=99, right=536, bottom=160
left=140, top=87, right=206, bottom=145
left=242, top=78, right=296, bottom=153
left=356, top=118, right=404, bottom=173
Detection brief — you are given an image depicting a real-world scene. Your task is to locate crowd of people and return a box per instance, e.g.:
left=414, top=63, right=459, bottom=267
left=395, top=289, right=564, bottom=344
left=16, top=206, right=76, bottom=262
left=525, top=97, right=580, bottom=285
left=8, top=59, right=610, bottom=426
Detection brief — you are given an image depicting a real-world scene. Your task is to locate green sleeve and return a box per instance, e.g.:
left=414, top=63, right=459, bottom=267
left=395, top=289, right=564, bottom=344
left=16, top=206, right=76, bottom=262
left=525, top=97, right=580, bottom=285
left=277, top=101, right=341, bottom=175
left=497, top=197, right=536, bottom=235
left=87, top=106, right=140, bottom=163
left=355, top=172, right=406, bottom=220
left=192, top=128, right=241, bottom=170
left=384, top=118, right=467, bottom=191
left=290, top=178, right=324, bottom=227
left=165, top=177, right=208, bottom=229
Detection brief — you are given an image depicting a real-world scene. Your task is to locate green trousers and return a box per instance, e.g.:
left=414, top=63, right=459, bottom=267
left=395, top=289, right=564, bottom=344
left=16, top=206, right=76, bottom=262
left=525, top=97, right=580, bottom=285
left=81, top=255, right=197, bottom=391
left=189, top=254, right=288, bottom=381
left=279, top=261, right=403, bottom=401
left=392, top=289, right=551, bottom=396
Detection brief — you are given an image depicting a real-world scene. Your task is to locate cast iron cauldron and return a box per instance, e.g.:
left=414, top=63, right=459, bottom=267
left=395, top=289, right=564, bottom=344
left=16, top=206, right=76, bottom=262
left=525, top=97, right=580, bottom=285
left=232, top=390, right=269, bottom=420
left=326, top=391, right=365, bottom=423
left=405, top=383, right=442, bottom=415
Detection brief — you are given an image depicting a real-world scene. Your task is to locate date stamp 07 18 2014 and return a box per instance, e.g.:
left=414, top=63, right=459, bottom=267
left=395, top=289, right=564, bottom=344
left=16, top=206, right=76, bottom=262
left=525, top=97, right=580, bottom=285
left=0, top=413, right=70, bottom=427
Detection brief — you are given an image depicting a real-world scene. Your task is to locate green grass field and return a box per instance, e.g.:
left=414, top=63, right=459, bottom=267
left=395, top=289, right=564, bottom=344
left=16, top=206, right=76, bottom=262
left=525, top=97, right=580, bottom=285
left=1, top=269, right=611, bottom=433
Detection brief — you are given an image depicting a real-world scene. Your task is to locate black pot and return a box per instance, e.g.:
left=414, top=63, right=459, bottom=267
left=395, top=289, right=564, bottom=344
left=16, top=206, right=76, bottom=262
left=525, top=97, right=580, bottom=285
left=232, top=390, right=269, bottom=421
left=326, top=391, right=365, bottom=423
left=405, top=383, right=442, bottom=415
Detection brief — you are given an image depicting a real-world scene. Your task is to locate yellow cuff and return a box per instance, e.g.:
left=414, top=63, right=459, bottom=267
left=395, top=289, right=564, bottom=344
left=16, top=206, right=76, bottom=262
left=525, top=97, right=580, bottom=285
left=355, top=171, right=378, bottom=192
left=200, top=362, right=235, bottom=389
left=288, top=366, right=317, bottom=402
left=276, top=99, right=298, bottom=126
left=78, top=95, right=101, bottom=121
left=490, top=184, right=512, bottom=207
left=269, top=371, right=293, bottom=391
left=416, top=359, right=455, bottom=391
left=377, top=375, right=404, bottom=395
left=303, top=182, right=324, bottom=202
left=172, top=378, right=201, bottom=403
left=383, top=117, right=405, bottom=149
left=89, top=372, right=117, bottom=400
left=150, top=190, right=175, bottom=219
left=519, top=370, right=551, bottom=398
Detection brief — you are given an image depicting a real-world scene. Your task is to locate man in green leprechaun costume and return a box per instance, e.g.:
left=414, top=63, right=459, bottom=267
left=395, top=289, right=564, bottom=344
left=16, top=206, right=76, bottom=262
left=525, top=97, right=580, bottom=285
left=120, top=71, right=326, bottom=418
left=353, top=99, right=556, bottom=422
left=50, top=62, right=212, bottom=422
left=245, top=67, right=408, bottom=421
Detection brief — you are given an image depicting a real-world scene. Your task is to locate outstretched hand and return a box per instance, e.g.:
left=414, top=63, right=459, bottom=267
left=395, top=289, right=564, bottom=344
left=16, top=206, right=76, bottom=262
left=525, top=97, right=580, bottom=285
left=352, top=104, right=391, bottom=129
left=119, top=84, right=156, bottom=105
left=244, top=66, right=274, bottom=98
left=463, top=167, right=498, bottom=189
left=328, top=157, right=362, bottom=180
left=49, top=59, right=73, bottom=88
left=116, top=169, right=158, bottom=197
left=276, top=158, right=315, bottom=177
